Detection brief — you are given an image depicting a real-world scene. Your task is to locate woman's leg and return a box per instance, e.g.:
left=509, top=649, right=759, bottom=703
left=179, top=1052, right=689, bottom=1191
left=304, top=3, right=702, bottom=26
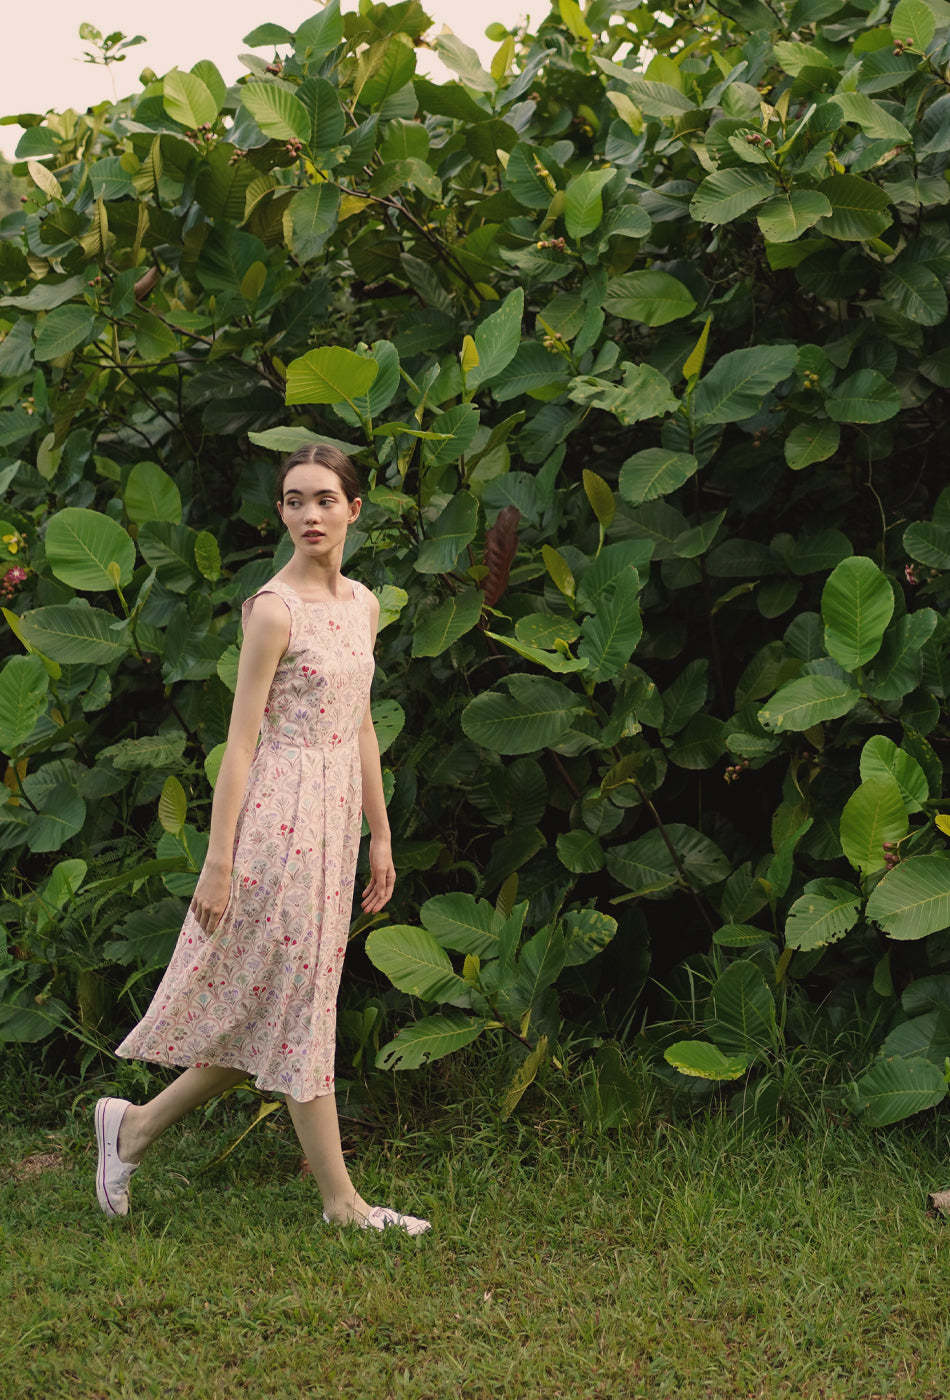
left=284, top=1092, right=369, bottom=1224
left=117, top=1064, right=251, bottom=1164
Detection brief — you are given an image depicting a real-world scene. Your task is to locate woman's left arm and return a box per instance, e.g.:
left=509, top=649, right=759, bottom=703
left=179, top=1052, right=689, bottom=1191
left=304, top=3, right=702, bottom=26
left=358, top=592, right=395, bottom=914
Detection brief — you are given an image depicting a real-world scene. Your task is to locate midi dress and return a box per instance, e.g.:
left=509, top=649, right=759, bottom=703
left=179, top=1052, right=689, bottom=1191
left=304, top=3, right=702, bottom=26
left=116, top=576, right=375, bottom=1102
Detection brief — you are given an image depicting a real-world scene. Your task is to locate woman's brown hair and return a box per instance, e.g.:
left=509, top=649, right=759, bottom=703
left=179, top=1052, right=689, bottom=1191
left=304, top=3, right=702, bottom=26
left=276, top=442, right=362, bottom=504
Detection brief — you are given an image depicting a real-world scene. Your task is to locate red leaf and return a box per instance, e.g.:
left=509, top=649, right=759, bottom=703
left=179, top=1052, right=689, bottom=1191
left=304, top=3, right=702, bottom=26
left=482, top=506, right=520, bottom=607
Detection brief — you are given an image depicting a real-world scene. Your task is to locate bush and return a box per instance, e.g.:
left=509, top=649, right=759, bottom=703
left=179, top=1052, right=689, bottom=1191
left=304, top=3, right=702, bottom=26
left=2, top=0, right=950, bottom=1124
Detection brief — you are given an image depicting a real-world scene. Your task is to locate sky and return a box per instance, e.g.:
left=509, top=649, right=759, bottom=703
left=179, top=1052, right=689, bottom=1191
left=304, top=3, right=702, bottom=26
left=0, top=0, right=532, bottom=159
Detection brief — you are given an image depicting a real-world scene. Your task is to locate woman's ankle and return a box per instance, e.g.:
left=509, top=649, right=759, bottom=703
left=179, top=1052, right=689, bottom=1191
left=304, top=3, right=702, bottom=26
left=323, top=1191, right=370, bottom=1225
left=116, top=1103, right=149, bottom=1165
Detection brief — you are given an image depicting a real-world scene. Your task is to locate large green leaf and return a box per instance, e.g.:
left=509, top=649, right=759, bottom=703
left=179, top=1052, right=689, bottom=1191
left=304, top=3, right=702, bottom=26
left=461, top=674, right=585, bottom=755
left=298, top=76, right=347, bottom=152
left=758, top=675, right=860, bottom=732
left=285, top=346, right=379, bottom=408
left=594, top=59, right=696, bottom=117
left=421, top=893, right=503, bottom=959
left=664, top=1040, right=749, bottom=1081
left=881, top=1010, right=950, bottom=1066
left=839, top=776, right=908, bottom=875
left=375, top=1012, right=489, bottom=1071
left=124, top=461, right=182, bottom=526
left=867, top=855, right=950, bottom=939
left=371, top=698, right=405, bottom=754
left=784, top=420, right=840, bottom=470
left=411, top=590, right=483, bottom=657
left=881, top=261, right=947, bottom=327
left=137, top=522, right=198, bottom=593
left=603, top=272, right=696, bottom=326
left=890, top=0, right=937, bottom=48
left=865, top=611, right=936, bottom=701
left=692, top=346, right=797, bottom=425
left=849, top=1055, right=946, bottom=1126
left=561, top=908, right=617, bottom=966
left=468, top=288, right=524, bottom=391
left=564, top=168, right=615, bottom=240
left=0, top=655, right=49, bottom=753
left=163, top=69, right=218, bottom=129
left=829, top=93, right=911, bottom=144
left=365, top=925, right=473, bottom=1003
left=33, top=304, right=96, bottom=361
left=816, top=175, right=892, bottom=241
left=606, top=824, right=729, bottom=895
left=903, top=521, right=950, bottom=569
left=414, top=492, right=478, bottom=573
left=577, top=570, right=642, bottom=681
left=239, top=81, right=311, bottom=142
left=784, top=878, right=863, bottom=951
left=825, top=370, right=902, bottom=424
left=16, top=605, right=132, bottom=664
left=569, top=364, right=680, bottom=425
left=284, top=185, right=340, bottom=263
left=28, top=782, right=86, bottom=853
left=358, top=35, right=417, bottom=105
left=705, top=961, right=777, bottom=1059
left=859, top=735, right=929, bottom=811
left=618, top=449, right=698, bottom=506
left=45, top=507, right=136, bottom=591
left=821, top=555, right=894, bottom=668
left=690, top=167, right=774, bottom=225
left=756, top=190, right=832, bottom=243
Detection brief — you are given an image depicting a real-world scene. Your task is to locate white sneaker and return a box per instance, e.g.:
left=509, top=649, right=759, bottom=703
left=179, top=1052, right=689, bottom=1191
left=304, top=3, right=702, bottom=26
left=94, top=1097, right=138, bottom=1217
left=323, top=1205, right=431, bottom=1237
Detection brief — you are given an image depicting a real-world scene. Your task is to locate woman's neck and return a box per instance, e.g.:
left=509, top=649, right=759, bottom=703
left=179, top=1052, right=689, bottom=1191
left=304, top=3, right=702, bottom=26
left=278, top=551, right=349, bottom=601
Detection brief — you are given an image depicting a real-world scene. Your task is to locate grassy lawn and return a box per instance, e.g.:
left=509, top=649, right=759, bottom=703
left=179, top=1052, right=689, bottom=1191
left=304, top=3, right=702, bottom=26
left=4, top=1070, right=950, bottom=1400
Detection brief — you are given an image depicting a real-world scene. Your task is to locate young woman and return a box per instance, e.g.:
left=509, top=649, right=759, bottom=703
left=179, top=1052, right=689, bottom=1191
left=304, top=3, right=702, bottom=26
left=94, top=442, right=430, bottom=1236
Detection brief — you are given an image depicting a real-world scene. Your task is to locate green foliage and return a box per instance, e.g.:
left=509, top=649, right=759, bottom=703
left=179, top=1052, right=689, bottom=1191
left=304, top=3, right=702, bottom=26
left=2, top=2, right=950, bottom=1128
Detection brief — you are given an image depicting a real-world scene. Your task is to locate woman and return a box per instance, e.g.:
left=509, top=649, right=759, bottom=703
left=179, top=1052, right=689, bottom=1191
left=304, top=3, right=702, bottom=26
left=94, top=442, right=430, bottom=1236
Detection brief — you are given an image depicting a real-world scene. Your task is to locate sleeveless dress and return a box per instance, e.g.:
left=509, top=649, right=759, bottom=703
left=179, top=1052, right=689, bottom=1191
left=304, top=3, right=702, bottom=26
left=116, top=576, right=375, bottom=1102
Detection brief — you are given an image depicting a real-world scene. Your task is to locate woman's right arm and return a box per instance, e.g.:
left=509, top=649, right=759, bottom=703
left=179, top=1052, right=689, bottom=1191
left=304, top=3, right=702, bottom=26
left=189, top=593, right=290, bottom=934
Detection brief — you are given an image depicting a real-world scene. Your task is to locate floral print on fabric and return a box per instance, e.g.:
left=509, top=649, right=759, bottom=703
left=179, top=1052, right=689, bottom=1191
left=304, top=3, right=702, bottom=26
left=116, top=577, right=374, bottom=1102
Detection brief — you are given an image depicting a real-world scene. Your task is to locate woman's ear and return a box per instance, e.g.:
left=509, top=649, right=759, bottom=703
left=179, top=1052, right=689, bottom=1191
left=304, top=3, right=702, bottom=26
left=348, top=496, right=362, bottom=524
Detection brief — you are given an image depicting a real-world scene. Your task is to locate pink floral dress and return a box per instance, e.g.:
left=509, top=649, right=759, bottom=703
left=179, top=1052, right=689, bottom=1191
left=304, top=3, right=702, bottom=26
left=116, top=576, right=374, bottom=1101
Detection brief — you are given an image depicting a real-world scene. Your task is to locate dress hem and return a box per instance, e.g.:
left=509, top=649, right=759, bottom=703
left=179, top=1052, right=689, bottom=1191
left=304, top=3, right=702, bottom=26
left=115, top=1046, right=336, bottom=1103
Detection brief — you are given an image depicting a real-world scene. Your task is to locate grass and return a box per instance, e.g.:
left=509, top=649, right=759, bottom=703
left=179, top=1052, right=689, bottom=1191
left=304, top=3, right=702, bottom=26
left=4, top=1062, right=950, bottom=1400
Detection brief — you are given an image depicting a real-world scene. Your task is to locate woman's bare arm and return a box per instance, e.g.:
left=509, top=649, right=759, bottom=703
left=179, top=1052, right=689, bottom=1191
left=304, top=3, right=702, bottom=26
left=358, top=593, right=395, bottom=914
left=190, top=592, right=290, bottom=933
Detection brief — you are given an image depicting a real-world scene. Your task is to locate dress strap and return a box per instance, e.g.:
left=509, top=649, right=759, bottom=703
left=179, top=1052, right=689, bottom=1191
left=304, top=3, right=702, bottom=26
left=240, top=579, right=295, bottom=635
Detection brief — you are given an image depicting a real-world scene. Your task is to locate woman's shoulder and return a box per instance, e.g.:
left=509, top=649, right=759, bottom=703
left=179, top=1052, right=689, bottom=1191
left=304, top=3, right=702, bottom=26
left=348, top=578, right=379, bottom=613
left=241, top=580, right=295, bottom=633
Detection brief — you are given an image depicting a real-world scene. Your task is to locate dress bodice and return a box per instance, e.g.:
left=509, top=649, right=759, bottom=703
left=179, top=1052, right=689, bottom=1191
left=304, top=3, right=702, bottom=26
left=241, top=577, right=375, bottom=750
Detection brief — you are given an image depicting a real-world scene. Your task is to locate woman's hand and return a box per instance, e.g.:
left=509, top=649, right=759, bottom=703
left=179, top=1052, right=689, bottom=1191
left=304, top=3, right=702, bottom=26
left=362, top=836, right=395, bottom=914
left=190, top=859, right=233, bottom=934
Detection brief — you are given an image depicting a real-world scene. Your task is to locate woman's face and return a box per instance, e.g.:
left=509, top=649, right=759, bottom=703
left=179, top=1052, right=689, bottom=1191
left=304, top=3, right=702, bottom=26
left=277, top=463, right=361, bottom=558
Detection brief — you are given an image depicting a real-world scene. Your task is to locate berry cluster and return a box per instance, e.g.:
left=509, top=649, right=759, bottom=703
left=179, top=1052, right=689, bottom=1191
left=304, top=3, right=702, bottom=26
left=536, top=237, right=566, bottom=251
left=893, top=38, right=913, bottom=54
left=543, top=331, right=564, bottom=350
left=802, top=370, right=820, bottom=391
left=745, top=132, right=774, bottom=150
left=285, top=138, right=304, bottom=157
left=265, top=61, right=283, bottom=75
left=184, top=123, right=216, bottom=149
left=229, top=148, right=249, bottom=166
left=882, top=841, right=901, bottom=871
left=0, top=566, right=27, bottom=599
left=723, top=759, right=751, bottom=783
